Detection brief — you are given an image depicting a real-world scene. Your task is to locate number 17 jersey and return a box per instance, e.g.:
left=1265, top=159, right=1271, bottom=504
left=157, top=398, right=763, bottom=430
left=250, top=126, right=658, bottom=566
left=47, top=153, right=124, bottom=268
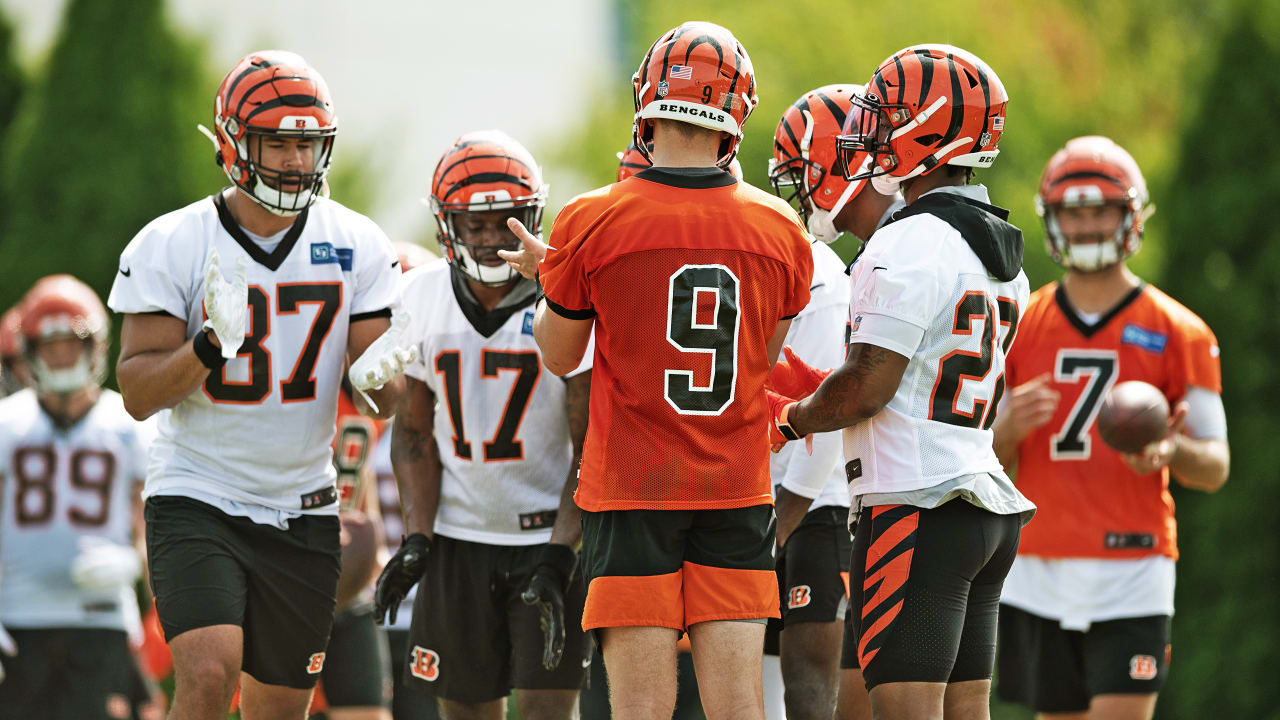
left=539, top=167, right=813, bottom=512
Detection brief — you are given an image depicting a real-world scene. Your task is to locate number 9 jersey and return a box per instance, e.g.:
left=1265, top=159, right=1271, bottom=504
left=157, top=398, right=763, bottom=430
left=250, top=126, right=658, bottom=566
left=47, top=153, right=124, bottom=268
left=539, top=167, right=813, bottom=512
left=107, top=194, right=400, bottom=515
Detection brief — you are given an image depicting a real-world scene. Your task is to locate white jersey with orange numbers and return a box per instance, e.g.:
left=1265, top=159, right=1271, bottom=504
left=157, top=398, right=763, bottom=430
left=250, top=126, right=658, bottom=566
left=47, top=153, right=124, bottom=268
left=107, top=194, right=400, bottom=520
left=0, top=389, right=151, bottom=631
left=400, top=259, right=589, bottom=545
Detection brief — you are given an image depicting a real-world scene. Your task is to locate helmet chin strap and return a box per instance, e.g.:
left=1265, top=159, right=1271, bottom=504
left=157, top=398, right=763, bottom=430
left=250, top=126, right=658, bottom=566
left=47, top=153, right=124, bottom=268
left=455, top=243, right=518, bottom=285
left=32, top=355, right=92, bottom=395
left=809, top=155, right=872, bottom=244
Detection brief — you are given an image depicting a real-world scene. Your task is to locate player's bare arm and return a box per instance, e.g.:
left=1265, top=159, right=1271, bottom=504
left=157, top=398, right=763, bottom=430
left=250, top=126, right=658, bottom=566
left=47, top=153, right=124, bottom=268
left=773, top=487, right=810, bottom=548
left=550, top=369, right=591, bottom=547
left=991, top=373, right=1060, bottom=471
left=533, top=303, right=593, bottom=377
left=347, top=314, right=408, bottom=419
left=389, top=377, right=442, bottom=538
left=116, top=312, right=216, bottom=420
left=1120, top=400, right=1229, bottom=492
left=788, top=343, right=910, bottom=436
left=766, top=318, right=793, bottom=370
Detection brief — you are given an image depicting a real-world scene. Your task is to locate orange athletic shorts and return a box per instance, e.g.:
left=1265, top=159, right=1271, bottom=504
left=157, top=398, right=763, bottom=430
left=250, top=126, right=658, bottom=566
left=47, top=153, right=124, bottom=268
left=579, top=504, right=779, bottom=631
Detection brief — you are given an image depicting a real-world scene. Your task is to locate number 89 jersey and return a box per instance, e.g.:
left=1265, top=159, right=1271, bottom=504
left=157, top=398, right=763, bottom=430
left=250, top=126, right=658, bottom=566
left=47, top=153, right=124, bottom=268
left=400, top=260, right=590, bottom=545
left=108, top=195, right=400, bottom=514
left=844, top=188, right=1030, bottom=500
left=0, top=390, right=150, bottom=631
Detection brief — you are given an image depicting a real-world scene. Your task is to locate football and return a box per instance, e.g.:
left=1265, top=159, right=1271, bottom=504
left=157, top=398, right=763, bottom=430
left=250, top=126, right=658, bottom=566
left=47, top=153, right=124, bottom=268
left=1096, top=381, right=1170, bottom=454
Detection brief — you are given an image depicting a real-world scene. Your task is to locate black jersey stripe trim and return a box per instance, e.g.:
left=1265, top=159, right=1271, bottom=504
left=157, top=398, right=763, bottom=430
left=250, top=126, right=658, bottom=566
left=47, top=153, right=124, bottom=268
left=212, top=192, right=308, bottom=272
left=1053, top=283, right=1146, bottom=338
left=544, top=296, right=596, bottom=320
left=635, top=166, right=737, bottom=189
left=350, top=308, right=393, bottom=323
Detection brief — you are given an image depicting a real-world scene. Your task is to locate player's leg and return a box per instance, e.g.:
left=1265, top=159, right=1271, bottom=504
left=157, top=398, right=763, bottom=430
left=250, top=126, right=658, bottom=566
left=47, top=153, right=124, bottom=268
left=683, top=505, right=779, bottom=720
left=580, top=508, right=690, bottom=720
left=777, top=506, right=852, bottom=720
left=236, top=512, right=341, bottom=719
left=52, top=627, right=153, bottom=720
left=600, top=626, right=681, bottom=720
left=402, top=537, right=511, bottom=714
left=942, top=501, right=1022, bottom=720
left=144, top=496, right=252, bottom=720
left=507, top=543, right=591, bottom=720
left=996, top=603, right=1091, bottom=719
left=1078, top=615, right=1169, bottom=720
left=687, top=619, right=768, bottom=720
left=835, top=592, right=873, bottom=720
left=321, top=605, right=393, bottom=720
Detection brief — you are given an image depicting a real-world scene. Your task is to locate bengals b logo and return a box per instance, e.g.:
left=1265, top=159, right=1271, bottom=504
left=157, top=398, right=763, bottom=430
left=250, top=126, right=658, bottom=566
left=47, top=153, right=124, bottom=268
left=787, top=585, right=812, bottom=609
left=306, top=652, right=325, bottom=674
left=411, top=646, right=441, bottom=681
left=1129, top=654, right=1158, bottom=680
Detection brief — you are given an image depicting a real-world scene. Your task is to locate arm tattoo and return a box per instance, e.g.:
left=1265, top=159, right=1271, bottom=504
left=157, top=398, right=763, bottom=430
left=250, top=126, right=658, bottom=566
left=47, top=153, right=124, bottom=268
left=792, top=343, right=907, bottom=435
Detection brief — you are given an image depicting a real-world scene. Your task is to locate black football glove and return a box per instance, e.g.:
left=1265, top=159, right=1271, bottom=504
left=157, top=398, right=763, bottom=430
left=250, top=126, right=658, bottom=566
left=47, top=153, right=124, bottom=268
left=374, top=533, right=431, bottom=626
left=520, top=543, right=578, bottom=671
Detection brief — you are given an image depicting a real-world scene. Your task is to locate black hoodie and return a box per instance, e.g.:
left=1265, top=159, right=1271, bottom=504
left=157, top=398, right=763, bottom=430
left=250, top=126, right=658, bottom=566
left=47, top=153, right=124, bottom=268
left=886, top=190, right=1025, bottom=282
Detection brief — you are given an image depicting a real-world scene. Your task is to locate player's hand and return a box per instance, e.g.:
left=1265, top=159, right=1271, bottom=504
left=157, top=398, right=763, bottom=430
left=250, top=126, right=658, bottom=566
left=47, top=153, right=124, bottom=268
left=70, top=536, right=143, bottom=591
left=201, top=247, right=249, bottom=359
left=373, top=533, right=431, bottom=626
left=767, top=345, right=832, bottom=399
left=768, top=389, right=812, bottom=454
left=1003, top=373, right=1060, bottom=441
left=496, top=217, right=552, bottom=280
left=1120, top=400, right=1189, bottom=475
left=520, top=543, right=577, bottom=671
left=348, top=311, right=418, bottom=413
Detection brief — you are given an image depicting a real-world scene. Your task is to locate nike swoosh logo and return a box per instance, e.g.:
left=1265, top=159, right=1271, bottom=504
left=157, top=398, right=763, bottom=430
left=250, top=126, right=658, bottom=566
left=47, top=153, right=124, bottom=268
left=809, top=283, right=825, bottom=292
left=118, top=267, right=131, bottom=277
left=391, top=260, right=400, bottom=269
left=872, top=266, right=887, bottom=271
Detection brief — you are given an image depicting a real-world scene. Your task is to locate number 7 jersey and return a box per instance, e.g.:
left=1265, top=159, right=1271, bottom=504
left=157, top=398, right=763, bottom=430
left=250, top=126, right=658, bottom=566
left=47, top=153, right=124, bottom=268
left=107, top=194, right=400, bottom=515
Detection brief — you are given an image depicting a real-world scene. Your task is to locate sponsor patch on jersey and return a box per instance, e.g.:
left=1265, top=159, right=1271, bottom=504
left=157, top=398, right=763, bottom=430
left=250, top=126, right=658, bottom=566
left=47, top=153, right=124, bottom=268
left=519, top=509, right=557, bottom=530
left=1120, top=324, right=1167, bottom=354
left=310, top=242, right=353, bottom=271
left=522, top=311, right=535, bottom=336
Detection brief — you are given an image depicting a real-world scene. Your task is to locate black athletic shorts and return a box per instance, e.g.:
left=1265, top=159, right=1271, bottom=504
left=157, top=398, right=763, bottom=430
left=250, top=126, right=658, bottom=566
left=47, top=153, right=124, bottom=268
left=0, top=628, right=138, bottom=720
left=764, top=505, right=852, bottom=656
left=580, top=504, right=779, bottom=631
left=320, top=603, right=392, bottom=709
left=387, top=628, right=443, bottom=720
left=996, top=605, right=1171, bottom=712
left=841, top=499, right=1021, bottom=688
left=404, top=535, right=592, bottom=703
left=144, top=495, right=341, bottom=689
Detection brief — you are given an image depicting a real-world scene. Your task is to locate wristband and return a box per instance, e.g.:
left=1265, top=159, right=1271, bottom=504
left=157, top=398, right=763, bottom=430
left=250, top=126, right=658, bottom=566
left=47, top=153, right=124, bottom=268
left=192, top=329, right=227, bottom=370
left=776, top=402, right=804, bottom=441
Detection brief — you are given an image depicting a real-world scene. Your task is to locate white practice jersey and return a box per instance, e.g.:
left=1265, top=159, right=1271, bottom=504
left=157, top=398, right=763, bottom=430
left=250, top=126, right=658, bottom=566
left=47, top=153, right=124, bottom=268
left=771, top=241, right=850, bottom=510
left=844, top=186, right=1031, bottom=500
left=108, top=194, right=400, bottom=517
left=0, top=390, right=150, bottom=631
left=401, top=260, right=590, bottom=545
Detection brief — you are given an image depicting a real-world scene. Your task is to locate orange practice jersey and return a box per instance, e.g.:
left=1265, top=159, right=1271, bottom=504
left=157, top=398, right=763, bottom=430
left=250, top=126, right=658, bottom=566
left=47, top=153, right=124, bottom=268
left=1007, top=282, right=1220, bottom=560
left=334, top=390, right=384, bottom=510
left=540, top=167, right=813, bottom=511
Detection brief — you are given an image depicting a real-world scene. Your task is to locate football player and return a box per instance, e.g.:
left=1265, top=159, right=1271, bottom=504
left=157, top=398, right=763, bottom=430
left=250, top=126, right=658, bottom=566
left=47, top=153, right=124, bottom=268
left=991, top=137, right=1229, bottom=720
left=501, top=22, right=814, bottom=720
left=372, top=130, right=592, bottom=720
left=107, top=50, right=413, bottom=720
left=0, top=305, right=28, bottom=397
left=0, top=275, right=157, bottom=719
left=767, top=46, right=1036, bottom=719
left=762, top=84, right=899, bottom=720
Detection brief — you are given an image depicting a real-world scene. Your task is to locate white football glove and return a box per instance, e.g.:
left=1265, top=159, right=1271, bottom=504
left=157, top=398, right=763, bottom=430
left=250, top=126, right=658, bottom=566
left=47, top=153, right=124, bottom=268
left=348, top=311, right=417, bottom=413
left=0, top=621, right=14, bottom=684
left=202, top=247, right=249, bottom=360
left=70, top=536, right=143, bottom=591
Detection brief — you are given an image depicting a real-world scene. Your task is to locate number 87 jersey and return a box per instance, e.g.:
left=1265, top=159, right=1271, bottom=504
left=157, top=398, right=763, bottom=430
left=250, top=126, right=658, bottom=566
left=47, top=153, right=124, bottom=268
left=843, top=189, right=1030, bottom=499
left=108, top=194, right=401, bottom=513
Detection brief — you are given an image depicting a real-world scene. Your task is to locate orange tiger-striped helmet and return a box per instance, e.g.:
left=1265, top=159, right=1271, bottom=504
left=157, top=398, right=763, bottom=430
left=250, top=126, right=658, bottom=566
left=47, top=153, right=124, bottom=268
left=769, top=84, right=868, bottom=243
left=0, top=305, right=26, bottom=395
left=1036, top=136, right=1152, bottom=271
left=632, top=21, right=758, bottom=168
left=838, top=45, right=1008, bottom=194
left=428, top=130, right=547, bottom=286
left=211, top=50, right=337, bottom=216
left=19, top=275, right=109, bottom=394
left=616, top=140, right=741, bottom=181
